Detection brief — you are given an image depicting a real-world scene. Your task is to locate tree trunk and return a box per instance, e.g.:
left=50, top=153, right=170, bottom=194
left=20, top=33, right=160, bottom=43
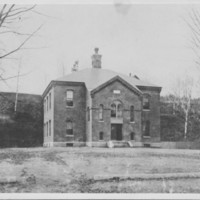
left=184, top=112, right=188, bottom=140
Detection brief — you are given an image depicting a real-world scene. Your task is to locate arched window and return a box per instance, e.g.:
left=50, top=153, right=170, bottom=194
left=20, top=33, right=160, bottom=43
left=99, top=104, right=104, bottom=121
left=111, top=103, right=116, bottom=117
left=117, top=104, right=122, bottom=118
left=143, top=94, right=150, bottom=110
left=66, top=90, right=74, bottom=107
left=130, top=105, right=134, bottom=122
left=111, top=100, right=123, bottom=118
left=99, top=131, right=104, bottom=140
left=130, top=132, right=135, bottom=140
left=66, top=120, right=73, bottom=135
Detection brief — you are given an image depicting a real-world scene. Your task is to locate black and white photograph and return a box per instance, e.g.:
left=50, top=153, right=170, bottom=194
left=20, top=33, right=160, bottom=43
left=0, top=0, right=200, bottom=197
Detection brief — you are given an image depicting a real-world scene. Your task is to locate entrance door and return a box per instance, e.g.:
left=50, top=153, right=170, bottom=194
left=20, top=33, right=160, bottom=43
left=111, top=124, right=122, bottom=140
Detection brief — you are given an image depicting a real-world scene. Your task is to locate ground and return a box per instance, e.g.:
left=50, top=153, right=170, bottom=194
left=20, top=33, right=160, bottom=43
left=0, top=147, right=200, bottom=193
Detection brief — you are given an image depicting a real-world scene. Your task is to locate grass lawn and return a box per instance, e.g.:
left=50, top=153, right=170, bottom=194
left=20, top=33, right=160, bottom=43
left=0, top=147, right=200, bottom=193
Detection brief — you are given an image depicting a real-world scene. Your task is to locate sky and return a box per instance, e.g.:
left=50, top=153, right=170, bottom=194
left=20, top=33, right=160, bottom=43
left=1, top=2, right=200, bottom=96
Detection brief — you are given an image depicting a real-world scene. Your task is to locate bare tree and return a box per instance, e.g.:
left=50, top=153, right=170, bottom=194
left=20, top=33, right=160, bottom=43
left=0, top=4, right=43, bottom=59
left=184, top=9, right=200, bottom=67
left=169, top=76, right=193, bottom=140
left=0, top=4, right=43, bottom=84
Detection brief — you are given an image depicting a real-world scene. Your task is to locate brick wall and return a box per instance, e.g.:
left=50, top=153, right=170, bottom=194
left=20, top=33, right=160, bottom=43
left=53, top=82, right=86, bottom=144
left=91, top=80, right=142, bottom=142
left=138, top=87, right=161, bottom=143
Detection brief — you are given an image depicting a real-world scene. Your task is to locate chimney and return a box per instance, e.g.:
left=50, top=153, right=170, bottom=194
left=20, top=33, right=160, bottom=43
left=71, top=60, right=79, bottom=72
left=91, top=48, right=102, bottom=69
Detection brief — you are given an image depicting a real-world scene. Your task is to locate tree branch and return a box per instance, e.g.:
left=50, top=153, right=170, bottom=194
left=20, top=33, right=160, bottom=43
left=0, top=24, right=43, bottom=59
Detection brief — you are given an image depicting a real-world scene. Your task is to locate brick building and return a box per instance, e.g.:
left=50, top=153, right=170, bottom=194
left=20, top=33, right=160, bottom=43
left=42, top=48, right=162, bottom=147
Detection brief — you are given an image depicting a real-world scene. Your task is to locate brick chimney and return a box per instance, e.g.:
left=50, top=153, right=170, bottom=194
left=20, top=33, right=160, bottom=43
left=71, top=60, right=79, bottom=72
left=91, top=48, right=102, bottom=69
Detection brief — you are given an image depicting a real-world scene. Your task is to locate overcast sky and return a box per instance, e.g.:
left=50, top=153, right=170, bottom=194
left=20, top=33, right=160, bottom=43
left=1, top=2, right=200, bottom=96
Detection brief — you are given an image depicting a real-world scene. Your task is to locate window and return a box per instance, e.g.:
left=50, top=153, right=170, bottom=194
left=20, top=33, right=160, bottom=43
left=143, top=95, right=150, bottom=110
left=143, top=120, right=150, bottom=137
left=46, top=121, right=49, bottom=137
left=66, top=90, right=73, bottom=107
left=66, top=120, right=73, bottom=135
left=87, top=107, right=90, bottom=121
left=130, top=105, right=134, bottom=122
left=111, top=100, right=123, bottom=118
left=46, top=96, right=48, bottom=111
left=66, top=143, right=73, bottom=147
left=44, top=124, right=46, bottom=137
left=111, top=103, right=116, bottom=117
left=117, top=103, right=122, bottom=118
left=130, top=132, right=135, bottom=140
left=99, top=104, right=104, bottom=121
left=49, top=93, right=51, bottom=109
left=44, top=99, right=46, bottom=113
left=99, top=132, right=104, bottom=140
left=49, top=120, right=51, bottom=136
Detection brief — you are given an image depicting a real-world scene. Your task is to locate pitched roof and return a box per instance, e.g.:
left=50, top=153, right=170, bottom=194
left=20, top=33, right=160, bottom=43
left=56, top=68, right=160, bottom=91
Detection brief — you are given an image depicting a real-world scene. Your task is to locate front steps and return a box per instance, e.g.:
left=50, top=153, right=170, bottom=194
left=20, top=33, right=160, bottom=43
left=107, top=141, right=133, bottom=148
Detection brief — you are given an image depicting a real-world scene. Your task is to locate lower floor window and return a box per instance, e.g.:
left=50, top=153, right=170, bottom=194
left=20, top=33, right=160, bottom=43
left=66, top=143, right=73, bottom=147
left=99, top=131, right=104, bottom=140
left=143, top=120, right=150, bottom=137
left=130, top=132, right=135, bottom=140
left=66, top=121, right=73, bottom=135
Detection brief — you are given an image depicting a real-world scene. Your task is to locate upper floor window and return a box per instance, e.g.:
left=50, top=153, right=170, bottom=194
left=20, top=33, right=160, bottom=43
left=130, top=105, right=134, bottom=122
left=111, top=103, right=116, bottom=117
left=44, top=99, right=46, bottom=113
left=49, top=93, right=51, bottom=109
left=66, top=90, right=74, bottom=107
left=143, top=94, right=150, bottom=110
left=66, top=120, right=73, bottom=135
left=46, top=96, right=49, bottom=111
left=143, top=120, right=150, bottom=137
left=111, top=100, right=123, bottom=118
left=99, top=104, right=104, bottom=121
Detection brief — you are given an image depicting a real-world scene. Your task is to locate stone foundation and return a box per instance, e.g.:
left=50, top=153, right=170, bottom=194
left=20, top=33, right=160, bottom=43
left=43, top=141, right=162, bottom=148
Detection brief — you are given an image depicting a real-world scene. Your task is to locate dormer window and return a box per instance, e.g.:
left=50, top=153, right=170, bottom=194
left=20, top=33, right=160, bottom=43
left=66, top=90, right=73, bottom=107
left=143, top=94, right=150, bottom=110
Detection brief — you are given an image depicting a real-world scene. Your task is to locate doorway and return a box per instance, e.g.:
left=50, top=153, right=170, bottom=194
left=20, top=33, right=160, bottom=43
left=111, top=124, right=122, bottom=140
